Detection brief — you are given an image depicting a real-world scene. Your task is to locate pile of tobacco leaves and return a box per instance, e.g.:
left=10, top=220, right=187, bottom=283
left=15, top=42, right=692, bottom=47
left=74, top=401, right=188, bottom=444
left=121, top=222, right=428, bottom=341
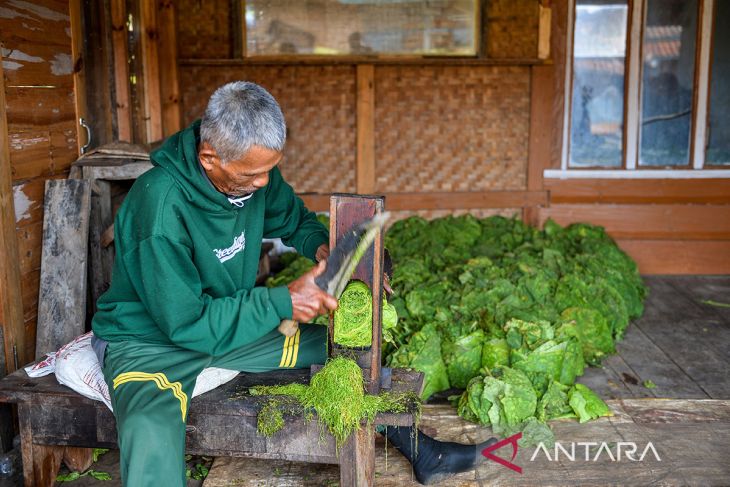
left=265, top=215, right=645, bottom=445
left=384, top=215, right=645, bottom=444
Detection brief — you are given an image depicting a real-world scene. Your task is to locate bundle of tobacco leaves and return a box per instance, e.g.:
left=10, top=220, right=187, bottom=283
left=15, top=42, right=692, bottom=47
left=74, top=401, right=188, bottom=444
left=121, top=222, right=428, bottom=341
left=384, top=215, right=644, bottom=445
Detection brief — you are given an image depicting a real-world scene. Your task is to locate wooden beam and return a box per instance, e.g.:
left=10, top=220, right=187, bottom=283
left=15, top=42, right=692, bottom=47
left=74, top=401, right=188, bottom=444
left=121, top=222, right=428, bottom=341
left=178, top=57, right=549, bottom=67
left=356, top=65, right=375, bottom=194
left=36, top=180, right=91, bottom=360
left=70, top=0, right=87, bottom=154
left=300, top=190, right=548, bottom=212
left=139, top=0, right=163, bottom=142
left=538, top=2, right=552, bottom=60
left=157, top=0, right=181, bottom=137
left=111, top=0, right=132, bottom=142
left=546, top=178, right=730, bottom=204
left=617, top=240, right=730, bottom=275
left=0, top=54, right=25, bottom=372
left=555, top=0, right=571, bottom=170
left=538, top=204, right=730, bottom=240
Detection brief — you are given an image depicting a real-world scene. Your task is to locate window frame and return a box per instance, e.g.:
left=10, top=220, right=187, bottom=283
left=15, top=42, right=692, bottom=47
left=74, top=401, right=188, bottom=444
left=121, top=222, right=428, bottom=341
left=238, top=0, right=482, bottom=61
left=550, top=0, right=730, bottom=179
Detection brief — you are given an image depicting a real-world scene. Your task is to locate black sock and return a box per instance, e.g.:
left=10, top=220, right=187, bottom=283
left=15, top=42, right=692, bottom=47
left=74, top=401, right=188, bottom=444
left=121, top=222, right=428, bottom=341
left=382, top=425, right=497, bottom=485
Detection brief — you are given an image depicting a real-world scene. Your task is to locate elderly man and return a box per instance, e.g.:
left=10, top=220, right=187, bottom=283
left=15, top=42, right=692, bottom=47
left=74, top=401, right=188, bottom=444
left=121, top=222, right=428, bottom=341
left=92, top=82, right=493, bottom=486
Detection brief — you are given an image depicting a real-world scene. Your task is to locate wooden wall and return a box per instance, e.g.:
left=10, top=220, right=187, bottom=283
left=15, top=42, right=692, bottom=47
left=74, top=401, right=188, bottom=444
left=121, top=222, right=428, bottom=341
left=176, top=0, right=545, bottom=219
left=0, top=0, right=81, bottom=367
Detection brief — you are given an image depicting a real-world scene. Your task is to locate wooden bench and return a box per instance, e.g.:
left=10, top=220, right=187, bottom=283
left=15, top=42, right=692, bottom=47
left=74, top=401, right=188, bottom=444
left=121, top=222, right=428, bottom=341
left=0, top=366, right=422, bottom=487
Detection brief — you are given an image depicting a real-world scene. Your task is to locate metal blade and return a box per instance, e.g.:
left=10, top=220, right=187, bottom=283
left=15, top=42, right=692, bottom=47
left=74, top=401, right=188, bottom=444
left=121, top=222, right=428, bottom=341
left=314, top=212, right=390, bottom=298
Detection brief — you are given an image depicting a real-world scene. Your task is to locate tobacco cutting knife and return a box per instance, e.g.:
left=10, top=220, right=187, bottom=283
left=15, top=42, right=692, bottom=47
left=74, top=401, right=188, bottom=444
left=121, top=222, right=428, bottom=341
left=277, top=212, right=390, bottom=337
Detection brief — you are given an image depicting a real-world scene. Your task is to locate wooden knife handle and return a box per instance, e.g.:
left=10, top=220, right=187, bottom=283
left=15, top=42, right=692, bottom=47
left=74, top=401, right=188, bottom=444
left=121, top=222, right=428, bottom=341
left=278, top=319, right=299, bottom=337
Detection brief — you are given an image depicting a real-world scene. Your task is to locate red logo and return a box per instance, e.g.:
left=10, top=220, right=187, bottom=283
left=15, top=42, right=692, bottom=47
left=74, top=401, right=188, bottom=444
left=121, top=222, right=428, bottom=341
left=482, top=432, right=522, bottom=473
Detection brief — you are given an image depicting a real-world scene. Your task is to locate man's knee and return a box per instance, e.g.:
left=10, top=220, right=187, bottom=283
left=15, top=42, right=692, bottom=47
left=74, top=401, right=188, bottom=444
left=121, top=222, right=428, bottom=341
left=118, top=408, right=184, bottom=449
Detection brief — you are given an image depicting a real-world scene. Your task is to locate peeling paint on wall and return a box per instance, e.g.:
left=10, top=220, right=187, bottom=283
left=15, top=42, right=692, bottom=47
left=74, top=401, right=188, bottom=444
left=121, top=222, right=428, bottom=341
left=13, top=184, right=32, bottom=223
left=1, top=47, right=44, bottom=63
left=50, top=53, right=72, bottom=76
left=0, top=6, right=33, bottom=20
left=2, top=60, right=23, bottom=71
left=7, top=0, right=69, bottom=22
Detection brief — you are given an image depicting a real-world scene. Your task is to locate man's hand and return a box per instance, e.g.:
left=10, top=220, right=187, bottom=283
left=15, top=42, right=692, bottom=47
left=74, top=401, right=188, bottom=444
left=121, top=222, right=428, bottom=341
left=287, top=260, right=338, bottom=322
left=315, top=243, right=330, bottom=263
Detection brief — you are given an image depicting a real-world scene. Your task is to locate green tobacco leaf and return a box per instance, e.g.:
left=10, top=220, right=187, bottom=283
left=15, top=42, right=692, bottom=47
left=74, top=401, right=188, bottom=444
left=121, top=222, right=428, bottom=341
left=92, top=448, right=109, bottom=463
left=389, top=323, right=450, bottom=401
left=702, top=299, right=730, bottom=308
left=568, top=384, right=612, bottom=423
left=88, top=470, right=112, bottom=481
left=537, top=381, right=575, bottom=422
left=443, top=330, right=484, bottom=389
left=56, top=472, right=81, bottom=482
left=481, top=338, right=510, bottom=371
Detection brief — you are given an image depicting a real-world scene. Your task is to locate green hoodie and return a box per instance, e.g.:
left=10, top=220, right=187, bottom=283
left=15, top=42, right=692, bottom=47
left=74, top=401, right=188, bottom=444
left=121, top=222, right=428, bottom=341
left=91, top=120, right=328, bottom=356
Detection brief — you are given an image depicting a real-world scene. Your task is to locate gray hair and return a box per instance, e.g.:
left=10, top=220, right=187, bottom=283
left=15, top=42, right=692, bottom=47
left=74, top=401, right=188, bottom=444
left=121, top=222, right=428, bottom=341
left=200, top=81, right=286, bottom=163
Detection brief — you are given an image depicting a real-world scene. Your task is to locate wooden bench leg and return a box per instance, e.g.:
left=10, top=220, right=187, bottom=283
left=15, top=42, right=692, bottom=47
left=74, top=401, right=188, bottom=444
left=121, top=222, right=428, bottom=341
left=63, top=446, right=94, bottom=473
left=30, top=444, right=64, bottom=487
left=18, top=402, right=76, bottom=487
left=339, top=425, right=375, bottom=486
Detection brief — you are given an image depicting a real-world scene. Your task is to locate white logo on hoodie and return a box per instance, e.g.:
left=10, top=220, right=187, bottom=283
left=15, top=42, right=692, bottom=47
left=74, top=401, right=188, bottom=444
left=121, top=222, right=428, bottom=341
left=214, top=231, right=246, bottom=263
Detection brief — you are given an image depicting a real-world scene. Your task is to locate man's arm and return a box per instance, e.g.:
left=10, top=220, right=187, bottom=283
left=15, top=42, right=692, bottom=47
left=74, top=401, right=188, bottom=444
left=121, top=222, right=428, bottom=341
left=123, top=234, right=335, bottom=356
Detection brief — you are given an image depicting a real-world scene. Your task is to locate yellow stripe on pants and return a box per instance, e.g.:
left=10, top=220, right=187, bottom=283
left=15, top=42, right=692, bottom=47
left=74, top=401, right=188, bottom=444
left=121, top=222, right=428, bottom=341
left=278, top=329, right=301, bottom=368
left=278, top=334, right=292, bottom=367
left=113, top=372, right=188, bottom=422
left=288, top=328, right=301, bottom=367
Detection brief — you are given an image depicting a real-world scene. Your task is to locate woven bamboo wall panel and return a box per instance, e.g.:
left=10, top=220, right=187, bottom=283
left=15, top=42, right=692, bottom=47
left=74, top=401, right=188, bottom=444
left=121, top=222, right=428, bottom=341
left=176, top=0, right=232, bottom=59
left=179, top=65, right=356, bottom=194
left=486, top=0, right=539, bottom=59
left=374, top=66, right=530, bottom=193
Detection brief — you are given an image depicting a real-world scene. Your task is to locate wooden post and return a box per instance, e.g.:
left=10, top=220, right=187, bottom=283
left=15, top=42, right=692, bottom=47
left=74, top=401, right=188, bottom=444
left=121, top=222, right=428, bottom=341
left=139, top=0, right=163, bottom=142
left=356, top=66, right=375, bottom=194
left=88, top=179, right=115, bottom=313
left=339, top=424, right=375, bottom=487
left=0, top=51, right=25, bottom=372
left=111, top=0, right=132, bottom=142
left=70, top=0, right=88, bottom=154
left=523, top=65, right=554, bottom=227
left=158, top=0, right=182, bottom=137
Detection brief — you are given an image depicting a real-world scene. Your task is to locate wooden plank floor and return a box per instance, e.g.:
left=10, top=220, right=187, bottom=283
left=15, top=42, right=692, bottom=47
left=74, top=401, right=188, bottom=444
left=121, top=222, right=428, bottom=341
left=577, top=275, right=730, bottom=400
left=203, top=400, right=730, bottom=486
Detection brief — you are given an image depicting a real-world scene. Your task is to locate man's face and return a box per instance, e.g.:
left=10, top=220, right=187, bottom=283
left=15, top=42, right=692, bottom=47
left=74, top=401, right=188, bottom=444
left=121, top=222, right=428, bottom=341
left=199, top=142, right=283, bottom=197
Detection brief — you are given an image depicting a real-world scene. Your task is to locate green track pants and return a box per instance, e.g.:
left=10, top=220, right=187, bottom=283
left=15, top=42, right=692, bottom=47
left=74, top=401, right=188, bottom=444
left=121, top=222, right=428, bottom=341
left=101, top=324, right=327, bottom=487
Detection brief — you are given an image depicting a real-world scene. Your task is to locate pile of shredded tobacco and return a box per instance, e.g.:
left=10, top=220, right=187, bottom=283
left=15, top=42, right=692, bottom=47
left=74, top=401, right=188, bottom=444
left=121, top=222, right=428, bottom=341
left=250, top=356, right=419, bottom=447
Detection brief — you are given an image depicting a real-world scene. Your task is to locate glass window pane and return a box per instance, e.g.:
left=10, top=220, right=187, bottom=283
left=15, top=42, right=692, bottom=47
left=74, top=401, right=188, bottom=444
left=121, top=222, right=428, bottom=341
left=639, top=0, right=698, bottom=167
left=707, top=0, right=730, bottom=166
left=569, top=2, right=628, bottom=168
left=244, top=0, right=477, bottom=57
